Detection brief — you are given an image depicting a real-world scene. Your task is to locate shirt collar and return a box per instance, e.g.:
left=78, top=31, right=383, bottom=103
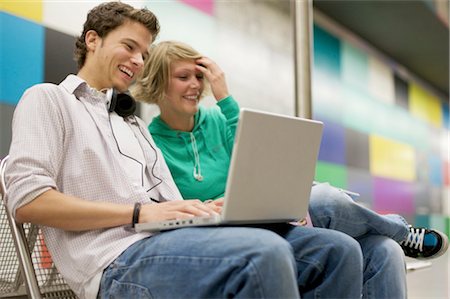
left=60, top=74, right=112, bottom=106
left=60, top=74, right=85, bottom=95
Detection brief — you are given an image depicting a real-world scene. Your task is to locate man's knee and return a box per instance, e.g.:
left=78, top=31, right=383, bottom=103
left=330, top=230, right=363, bottom=261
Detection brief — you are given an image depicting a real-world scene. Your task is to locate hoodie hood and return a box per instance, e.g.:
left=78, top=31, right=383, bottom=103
left=149, top=106, right=207, bottom=138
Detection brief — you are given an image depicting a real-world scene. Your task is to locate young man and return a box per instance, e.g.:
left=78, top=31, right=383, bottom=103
left=6, top=2, right=367, bottom=299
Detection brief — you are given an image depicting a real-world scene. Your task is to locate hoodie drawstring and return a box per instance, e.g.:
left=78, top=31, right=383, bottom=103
left=190, top=133, right=203, bottom=181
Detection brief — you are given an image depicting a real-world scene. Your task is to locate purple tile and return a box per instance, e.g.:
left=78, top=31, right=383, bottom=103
left=373, top=177, right=415, bottom=215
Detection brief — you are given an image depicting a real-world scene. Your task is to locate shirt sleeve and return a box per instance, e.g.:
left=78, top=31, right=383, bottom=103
left=5, top=84, right=65, bottom=216
left=216, top=95, right=240, bottom=149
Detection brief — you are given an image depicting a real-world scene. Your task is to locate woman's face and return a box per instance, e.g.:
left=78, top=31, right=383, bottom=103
left=162, top=59, right=205, bottom=119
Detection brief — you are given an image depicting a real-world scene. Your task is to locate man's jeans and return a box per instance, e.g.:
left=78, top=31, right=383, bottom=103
left=99, top=225, right=363, bottom=298
left=309, top=183, right=409, bottom=298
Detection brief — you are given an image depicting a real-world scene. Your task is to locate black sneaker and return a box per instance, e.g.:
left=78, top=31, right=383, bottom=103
left=399, top=226, right=449, bottom=259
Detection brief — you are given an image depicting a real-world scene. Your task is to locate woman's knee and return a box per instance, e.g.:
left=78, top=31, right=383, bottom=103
left=309, top=183, right=354, bottom=216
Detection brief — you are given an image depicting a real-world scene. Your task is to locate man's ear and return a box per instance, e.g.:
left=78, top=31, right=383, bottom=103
left=85, top=30, right=100, bottom=51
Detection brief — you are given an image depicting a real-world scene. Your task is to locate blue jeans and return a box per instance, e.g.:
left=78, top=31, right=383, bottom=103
left=99, top=224, right=363, bottom=298
left=309, top=183, right=409, bottom=299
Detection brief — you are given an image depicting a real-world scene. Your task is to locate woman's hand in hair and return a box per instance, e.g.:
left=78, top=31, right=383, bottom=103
left=195, top=57, right=229, bottom=101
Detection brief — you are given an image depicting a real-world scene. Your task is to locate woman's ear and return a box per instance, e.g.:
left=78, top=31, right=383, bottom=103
left=85, top=30, right=100, bottom=52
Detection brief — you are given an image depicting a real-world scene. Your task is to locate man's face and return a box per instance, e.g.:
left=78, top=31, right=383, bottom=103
left=88, top=20, right=152, bottom=92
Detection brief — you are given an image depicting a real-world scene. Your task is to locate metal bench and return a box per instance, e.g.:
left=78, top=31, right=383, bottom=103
left=0, top=156, right=77, bottom=299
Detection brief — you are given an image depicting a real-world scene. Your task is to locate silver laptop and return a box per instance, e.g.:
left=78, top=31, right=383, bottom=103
left=135, top=108, right=323, bottom=233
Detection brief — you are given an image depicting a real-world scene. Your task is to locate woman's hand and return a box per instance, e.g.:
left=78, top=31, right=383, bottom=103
left=195, top=57, right=229, bottom=101
left=205, top=198, right=224, bottom=214
left=138, top=200, right=220, bottom=223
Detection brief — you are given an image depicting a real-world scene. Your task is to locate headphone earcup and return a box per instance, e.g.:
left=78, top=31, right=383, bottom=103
left=110, top=90, right=136, bottom=117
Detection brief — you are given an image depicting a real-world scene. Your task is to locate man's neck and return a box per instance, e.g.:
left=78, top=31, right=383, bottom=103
left=77, top=65, right=104, bottom=91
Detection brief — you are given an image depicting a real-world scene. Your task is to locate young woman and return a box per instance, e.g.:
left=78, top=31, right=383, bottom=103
left=132, top=40, right=448, bottom=297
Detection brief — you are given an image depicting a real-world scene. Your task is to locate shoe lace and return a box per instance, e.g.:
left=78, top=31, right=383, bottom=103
left=401, top=227, right=425, bottom=251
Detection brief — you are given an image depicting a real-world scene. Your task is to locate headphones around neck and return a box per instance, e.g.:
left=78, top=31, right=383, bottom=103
left=109, top=90, right=136, bottom=117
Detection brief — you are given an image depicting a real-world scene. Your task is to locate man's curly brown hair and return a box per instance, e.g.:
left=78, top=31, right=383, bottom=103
left=74, top=1, right=160, bottom=70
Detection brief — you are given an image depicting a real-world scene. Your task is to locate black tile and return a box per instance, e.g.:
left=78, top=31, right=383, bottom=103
left=44, top=27, right=77, bottom=85
left=394, top=74, right=409, bottom=110
left=345, top=127, right=370, bottom=170
left=0, top=103, right=15, bottom=158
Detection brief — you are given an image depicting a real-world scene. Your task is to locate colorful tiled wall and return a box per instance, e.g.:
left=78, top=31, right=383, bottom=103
left=0, top=1, right=80, bottom=156
left=313, top=24, right=450, bottom=234
left=0, top=1, right=448, bottom=236
left=0, top=0, right=231, bottom=156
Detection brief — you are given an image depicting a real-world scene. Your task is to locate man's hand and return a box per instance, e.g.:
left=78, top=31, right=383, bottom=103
left=139, top=200, right=220, bottom=224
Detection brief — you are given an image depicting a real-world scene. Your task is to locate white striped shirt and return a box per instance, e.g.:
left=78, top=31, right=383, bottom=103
left=5, top=75, right=182, bottom=299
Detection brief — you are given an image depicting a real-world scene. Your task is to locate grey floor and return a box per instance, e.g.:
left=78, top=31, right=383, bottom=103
left=406, top=251, right=449, bottom=298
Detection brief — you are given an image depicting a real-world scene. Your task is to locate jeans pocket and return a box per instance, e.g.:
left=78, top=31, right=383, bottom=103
left=109, top=279, right=153, bottom=299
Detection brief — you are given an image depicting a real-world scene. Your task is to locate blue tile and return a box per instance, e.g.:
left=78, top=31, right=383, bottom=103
left=428, top=155, right=443, bottom=186
left=318, top=120, right=346, bottom=164
left=442, top=101, right=449, bottom=130
left=313, top=25, right=341, bottom=77
left=0, top=12, right=44, bottom=105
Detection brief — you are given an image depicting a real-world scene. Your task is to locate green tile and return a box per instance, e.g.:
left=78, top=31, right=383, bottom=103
left=447, top=217, right=450, bottom=237
left=315, top=161, right=347, bottom=189
left=430, top=214, right=448, bottom=236
left=414, top=214, right=430, bottom=228
left=341, top=84, right=374, bottom=133
left=341, top=41, right=368, bottom=91
left=416, top=214, right=449, bottom=237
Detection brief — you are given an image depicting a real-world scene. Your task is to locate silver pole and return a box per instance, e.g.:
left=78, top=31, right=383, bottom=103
left=292, top=0, right=313, bottom=119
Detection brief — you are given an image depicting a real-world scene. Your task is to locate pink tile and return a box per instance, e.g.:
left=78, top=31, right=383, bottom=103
left=444, top=160, right=450, bottom=186
left=179, top=0, right=214, bottom=15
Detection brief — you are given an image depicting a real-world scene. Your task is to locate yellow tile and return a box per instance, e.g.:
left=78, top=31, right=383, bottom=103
left=0, top=0, right=42, bottom=23
left=370, top=135, right=416, bottom=182
left=409, top=83, right=443, bottom=128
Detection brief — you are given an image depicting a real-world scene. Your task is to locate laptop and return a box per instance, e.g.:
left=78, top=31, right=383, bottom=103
left=135, top=108, right=323, bottom=233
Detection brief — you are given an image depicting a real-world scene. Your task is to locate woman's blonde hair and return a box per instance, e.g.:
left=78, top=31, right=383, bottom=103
left=132, top=40, right=209, bottom=104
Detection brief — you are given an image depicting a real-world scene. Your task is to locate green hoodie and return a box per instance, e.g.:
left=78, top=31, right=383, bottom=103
left=149, top=96, right=240, bottom=201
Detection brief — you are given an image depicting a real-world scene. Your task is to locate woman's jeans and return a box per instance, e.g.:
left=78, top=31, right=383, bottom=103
left=99, top=224, right=364, bottom=298
left=309, top=183, right=409, bottom=298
